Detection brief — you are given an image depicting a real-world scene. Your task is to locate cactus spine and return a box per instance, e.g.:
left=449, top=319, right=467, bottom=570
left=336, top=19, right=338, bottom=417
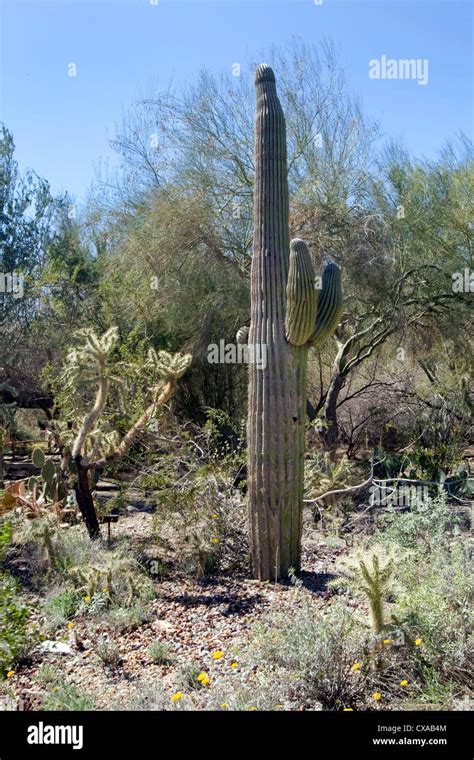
left=247, top=64, right=342, bottom=580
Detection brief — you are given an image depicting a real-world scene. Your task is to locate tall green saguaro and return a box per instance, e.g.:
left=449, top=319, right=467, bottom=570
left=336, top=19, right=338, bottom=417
left=247, top=64, right=342, bottom=580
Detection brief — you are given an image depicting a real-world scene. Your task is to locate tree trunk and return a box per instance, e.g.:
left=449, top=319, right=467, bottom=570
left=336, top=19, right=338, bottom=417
left=320, top=372, right=344, bottom=451
left=73, top=455, right=100, bottom=539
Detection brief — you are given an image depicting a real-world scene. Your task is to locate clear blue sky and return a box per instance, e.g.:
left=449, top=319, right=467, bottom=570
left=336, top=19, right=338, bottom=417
left=1, top=0, right=472, bottom=204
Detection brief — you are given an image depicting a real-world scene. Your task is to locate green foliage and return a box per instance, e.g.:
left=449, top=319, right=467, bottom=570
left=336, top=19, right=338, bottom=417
left=253, top=598, right=370, bottom=710
left=67, top=553, right=155, bottom=609
left=148, top=640, right=174, bottom=665
left=396, top=541, right=472, bottom=682
left=331, top=548, right=397, bottom=634
left=0, top=572, right=31, bottom=677
left=107, top=602, right=152, bottom=633
left=177, top=661, right=206, bottom=691
left=42, top=588, right=82, bottom=629
left=0, top=521, right=12, bottom=562
left=375, top=494, right=460, bottom=551
left=42, top=681, right=95, bottom=711
left=152, top=474, right=248, bottom=577
left=96, top=635, right=122, bottom=669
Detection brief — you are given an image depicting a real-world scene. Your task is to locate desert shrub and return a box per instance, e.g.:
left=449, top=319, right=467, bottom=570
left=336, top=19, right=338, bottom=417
left=375, top=494, right=460, bottom=551
left=148, top=640, right=173, bottom=665
left=0, top=572, right=32, bottom=677
left=203, top=408, right=243, bottom=462
left=42, top=587, right=82, bottom=629
left=152, top=474, right=248, bottom=577
left=35, top=663, right=63, bottom=687
left=0, top=521, right=12, bottom=563
left=395, top=540, right=472, bottom=688
left=252, top=594, right=371, bottom=710
left=5, top=517, right=94, bottom=585
left=125, top=681, right=285, bottom=711
left=96, top=635, right=122, bottom=669
left=107, top=601, right=152, bottom=633
left=67, top=552, right=155, bottom=609
left=176, top=660, right=206, bottom=691
left=42, top=681, right=95, bottom=711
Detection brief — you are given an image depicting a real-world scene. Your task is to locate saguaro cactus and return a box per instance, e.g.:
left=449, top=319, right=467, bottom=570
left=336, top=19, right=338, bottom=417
left=247, top=64, right=342, bottom=580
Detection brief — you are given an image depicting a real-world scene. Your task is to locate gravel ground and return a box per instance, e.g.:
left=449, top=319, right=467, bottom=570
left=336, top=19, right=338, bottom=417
left=4, top=511, right=355, bottom=711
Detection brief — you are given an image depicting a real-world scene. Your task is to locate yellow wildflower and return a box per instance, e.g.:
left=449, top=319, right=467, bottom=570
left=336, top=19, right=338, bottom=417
left=212, top=650, right=224, bottom=660
left=249, top=706, right=257, bottom=711
left=415, top=638, right=422, bottom=646
left=211, top=514, right=218, bottom=519
left=230, top=661, right=238, bottom=669
left=221, top=703, right=228, bottom=709
left=373, top=692, right=382, bottom=701
left=200, top=675, right=210, bottom=685
left=171, top=691, right=183, bottom=702
left=343, top=708, right=353, bottom=711
left=197, top=672, right=208, bottom=682
left=67, top=622, right=74, bottom=629
left=383, top=639, right=391, bottom=645
left=350, top=662, right=361, bottom=672
left=211, top=538, right=218, bottom=544
left=6, top=670, right=15, bottom=678
left=83, top=596, right=91, bottom=603
left=400, top=679, right=408, bottom=687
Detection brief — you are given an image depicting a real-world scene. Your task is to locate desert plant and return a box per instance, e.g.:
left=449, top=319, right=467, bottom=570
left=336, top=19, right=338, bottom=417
left=96, top=635, right=122, bottom=669
left=246, top=65, right=342, bottom=579
left=52, top=328, right=192, bottom=538
left=148, top=640, right=173, bottom=665
left=42, top=587, right=81, bottom=629
left=42, top=681, right=95, bottom=711
left=0, top=572, right=31, bottom=677
left=331, top=548, right=397, bottom=635
left=253, top=598, right=369, bottom=710
left=107, top=601, right=152, bottom=633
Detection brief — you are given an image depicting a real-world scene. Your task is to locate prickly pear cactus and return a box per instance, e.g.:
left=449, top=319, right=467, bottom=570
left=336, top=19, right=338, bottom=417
left=247, top=64, right=342, bottom=580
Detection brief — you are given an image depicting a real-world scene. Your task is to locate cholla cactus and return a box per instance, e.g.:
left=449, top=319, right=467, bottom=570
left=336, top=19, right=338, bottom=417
left=247, top=65, right=343, bottom=580
left=147, top=349, right=192, bottom=404
left=53, top=328, right=192, bottom=538
left=333, top=548, right=397, bottom=634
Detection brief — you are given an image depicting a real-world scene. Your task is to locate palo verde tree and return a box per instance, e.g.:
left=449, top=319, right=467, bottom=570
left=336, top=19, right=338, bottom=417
left=246, top=65, right=342, bottom=581
left=51, top=327, right=191, bottom=538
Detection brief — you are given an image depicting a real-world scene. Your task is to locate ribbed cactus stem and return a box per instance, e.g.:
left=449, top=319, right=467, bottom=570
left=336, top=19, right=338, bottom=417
left=247, top=65, right=343, bottom=580
left=248, top=64, right=296, bottom=580
left=310, top=262, right=343, bottom=347
left=286, top=239, right=317, bottom=345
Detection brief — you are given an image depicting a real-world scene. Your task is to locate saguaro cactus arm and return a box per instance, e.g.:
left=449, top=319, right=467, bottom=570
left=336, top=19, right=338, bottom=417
left=310, top=261, right=343, bottom=348
left=286, top=238, right=317, bottom=346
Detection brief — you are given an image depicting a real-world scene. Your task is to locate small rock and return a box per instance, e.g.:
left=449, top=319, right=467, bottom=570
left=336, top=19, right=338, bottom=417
left=37, top=640, right=74, bottom=655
